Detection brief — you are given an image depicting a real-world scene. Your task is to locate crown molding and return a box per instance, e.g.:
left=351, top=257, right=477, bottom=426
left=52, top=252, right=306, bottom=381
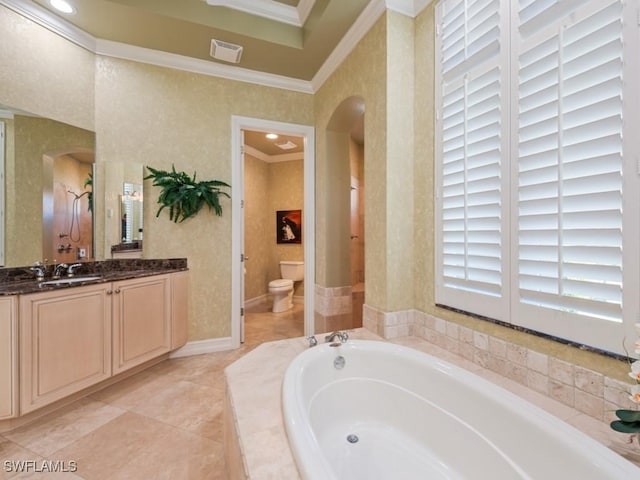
left=95, top=39, right=314, bottom=94
left=311, top=0, right=387, bottom=92
left=386, top=0, right=433, bottom=17
left=205, top=0, right=298, bottom=26
left=204, top=0, right=316, bottom=27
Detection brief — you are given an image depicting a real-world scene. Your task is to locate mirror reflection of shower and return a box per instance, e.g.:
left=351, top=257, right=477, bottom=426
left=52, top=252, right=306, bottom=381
left=49, top=151, right=94, bottom=262
left=121, top=182, right=143, bottom=243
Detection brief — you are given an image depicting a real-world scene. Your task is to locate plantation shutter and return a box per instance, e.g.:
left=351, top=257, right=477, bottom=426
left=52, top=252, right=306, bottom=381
left=515, top=0, right=625, bottom=337
left=436, top=0, right=507, bottom=319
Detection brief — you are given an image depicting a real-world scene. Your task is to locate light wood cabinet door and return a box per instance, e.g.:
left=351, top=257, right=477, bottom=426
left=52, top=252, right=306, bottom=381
left=19, top=284, right=111, bottom=414
left=0, top=297, right=17, bottom=419
left=112, top=275, right=171, bottom=375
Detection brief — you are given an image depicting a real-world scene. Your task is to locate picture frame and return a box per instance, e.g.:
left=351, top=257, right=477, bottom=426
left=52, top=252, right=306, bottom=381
left=276, top=210, right=302, bottom=244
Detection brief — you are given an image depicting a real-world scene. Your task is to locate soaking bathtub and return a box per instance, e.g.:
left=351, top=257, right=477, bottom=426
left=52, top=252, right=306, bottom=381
left=282, top=339, right=639, bottom=480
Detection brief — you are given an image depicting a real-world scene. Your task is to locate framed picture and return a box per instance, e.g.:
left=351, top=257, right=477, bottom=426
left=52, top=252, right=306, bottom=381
left=276, top=210, right=302, bottom=244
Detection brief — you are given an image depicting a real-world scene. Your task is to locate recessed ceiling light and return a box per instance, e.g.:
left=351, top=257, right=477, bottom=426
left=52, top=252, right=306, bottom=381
left=266, top=133, right=278, bottom=139
left=50, top=0, right=76, bottom=14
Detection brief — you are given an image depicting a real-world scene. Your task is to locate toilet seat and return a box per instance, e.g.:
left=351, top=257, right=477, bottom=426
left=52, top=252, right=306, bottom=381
left=269, top=279, right=293, bottom=290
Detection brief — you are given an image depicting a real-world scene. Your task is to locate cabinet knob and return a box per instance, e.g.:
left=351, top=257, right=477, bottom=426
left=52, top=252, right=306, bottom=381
left=115, top=288, right=121, bottom=294
left=107, top=290, right=113, bottom=295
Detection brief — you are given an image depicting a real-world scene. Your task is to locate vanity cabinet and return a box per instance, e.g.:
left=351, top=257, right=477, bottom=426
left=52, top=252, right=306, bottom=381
left=16, top=271, right=187, bottom=416
left=19, top=283, right=112, bottom=414
left=112, top=274, right=171, bottom=374
left=0, top=297, right=17, bottom=419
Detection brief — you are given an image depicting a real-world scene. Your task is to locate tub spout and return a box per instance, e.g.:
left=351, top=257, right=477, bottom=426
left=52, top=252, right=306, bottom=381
left=325, top=331, right=348, bottom=344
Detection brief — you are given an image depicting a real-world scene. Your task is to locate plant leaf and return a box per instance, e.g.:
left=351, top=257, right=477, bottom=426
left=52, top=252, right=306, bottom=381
left=610, top=420, right=640, bottom=433
left=615, top=410, right=640, bottom=422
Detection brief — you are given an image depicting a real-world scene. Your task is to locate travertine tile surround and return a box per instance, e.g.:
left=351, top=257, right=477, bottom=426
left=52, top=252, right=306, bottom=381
left=224, top=328, right=640, bottom=478
left=363, top=305, right=638, bottom=423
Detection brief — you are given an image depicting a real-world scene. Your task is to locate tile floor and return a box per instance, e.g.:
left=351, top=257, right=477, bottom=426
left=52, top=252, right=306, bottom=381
left=0, top=302, right=303, bottom=480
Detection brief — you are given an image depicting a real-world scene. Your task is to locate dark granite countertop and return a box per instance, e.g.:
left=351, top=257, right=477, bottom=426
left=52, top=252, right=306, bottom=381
left=0, top=258, right=187, bottom=296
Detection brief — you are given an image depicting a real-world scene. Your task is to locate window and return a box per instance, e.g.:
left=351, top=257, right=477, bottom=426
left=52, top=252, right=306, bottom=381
left=435, top=0, right=639, bottom=355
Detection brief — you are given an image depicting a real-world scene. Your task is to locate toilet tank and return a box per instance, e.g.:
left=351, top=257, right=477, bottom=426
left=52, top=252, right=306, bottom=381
left=280, top=261, right=304, bottom=281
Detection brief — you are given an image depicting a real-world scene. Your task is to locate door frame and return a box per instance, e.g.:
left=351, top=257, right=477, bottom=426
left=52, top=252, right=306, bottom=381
left=230, top=115, right=315, bottom=348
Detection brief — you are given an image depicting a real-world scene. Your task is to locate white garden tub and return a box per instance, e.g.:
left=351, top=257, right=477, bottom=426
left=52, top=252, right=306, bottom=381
left=282, top=339, right=639, bottom=480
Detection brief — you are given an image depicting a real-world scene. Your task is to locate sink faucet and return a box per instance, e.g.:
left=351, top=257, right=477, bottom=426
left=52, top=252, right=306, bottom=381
left=325, top=331, right=349, bottom=344
left=29, top=261, right=47, bottom=281
left=67, top=263, right=83, bottom=277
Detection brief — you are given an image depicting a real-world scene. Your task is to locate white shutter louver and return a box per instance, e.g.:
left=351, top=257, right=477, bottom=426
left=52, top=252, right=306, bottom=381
left=517, top=0, right=624, bottom=322
left=437, top=0, right=506, bottom=317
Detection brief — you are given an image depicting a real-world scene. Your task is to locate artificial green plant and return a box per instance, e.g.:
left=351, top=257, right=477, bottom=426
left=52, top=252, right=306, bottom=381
left=144, top=165, right=231, bottom=223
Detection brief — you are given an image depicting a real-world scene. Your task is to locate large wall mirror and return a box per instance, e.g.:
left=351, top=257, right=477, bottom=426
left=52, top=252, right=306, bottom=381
left=0, top=105, right=96, bottom=268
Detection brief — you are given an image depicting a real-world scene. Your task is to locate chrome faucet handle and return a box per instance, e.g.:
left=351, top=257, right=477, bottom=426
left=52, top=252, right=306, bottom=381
left=307, top=336, right=318, bottom=347
left=53, top=262, right=69, bottom=279
left=324, top=331, right=349, bottom=344
left=67, top=263, right=82, bottom=277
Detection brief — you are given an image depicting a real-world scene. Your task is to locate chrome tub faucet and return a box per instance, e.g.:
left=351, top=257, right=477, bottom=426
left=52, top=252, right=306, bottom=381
left=325, top=331, right=349, bottom=345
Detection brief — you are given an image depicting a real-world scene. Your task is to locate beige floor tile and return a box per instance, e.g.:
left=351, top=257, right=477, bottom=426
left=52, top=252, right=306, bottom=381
left=3, top=399, right=125, bottom=457
left=54, top=412, right=175, bottom=480
left=130, top=380, right=224, bottom=437
left=107, top=427, right=226, bottom=480
left=0, top=437, right=44, bottom=480
left=88, top=371, right=178, bottom=411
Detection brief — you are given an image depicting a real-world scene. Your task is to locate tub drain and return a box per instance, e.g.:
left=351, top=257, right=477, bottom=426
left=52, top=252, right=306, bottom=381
left=346, top=434, right=359, bottom=444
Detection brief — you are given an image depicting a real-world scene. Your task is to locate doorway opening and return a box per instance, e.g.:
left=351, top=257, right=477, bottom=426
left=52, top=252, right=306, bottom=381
left=242, top=129, right=306, bottom=347
left=231, top=116, right=315, bottom=348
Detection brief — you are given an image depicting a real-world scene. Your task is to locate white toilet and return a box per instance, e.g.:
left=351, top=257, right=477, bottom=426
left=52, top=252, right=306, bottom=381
left=268, top=261, right=304, bottom=313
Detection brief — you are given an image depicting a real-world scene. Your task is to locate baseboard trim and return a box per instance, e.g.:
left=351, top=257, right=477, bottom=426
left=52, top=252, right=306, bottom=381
left=244, top=294, right=269, bottom=309
left=170, top=336, right=234, bottom=358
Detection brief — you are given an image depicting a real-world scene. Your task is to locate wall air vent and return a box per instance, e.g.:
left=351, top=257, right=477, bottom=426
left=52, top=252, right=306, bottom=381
left=210, top=39, right=243, bottom=63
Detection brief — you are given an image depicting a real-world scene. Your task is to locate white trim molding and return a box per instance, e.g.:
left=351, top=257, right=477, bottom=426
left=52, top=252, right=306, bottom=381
left=95, top=39, right=314, bottom=94
left=169, top=336, right=234, bottom=358
left=385, top=0, right=433, bottom=17
left=204, top=0, right=315, bottom=27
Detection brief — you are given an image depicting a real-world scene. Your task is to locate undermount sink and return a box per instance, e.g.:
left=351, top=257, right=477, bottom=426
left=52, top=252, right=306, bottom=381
left=40, top=276, right=102, bottom=286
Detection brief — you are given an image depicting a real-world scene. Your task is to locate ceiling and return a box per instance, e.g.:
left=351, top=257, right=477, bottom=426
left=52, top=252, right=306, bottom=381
left=25, top=0, right=374, bottom=81
left=244, top=130, right=304, bottom=157
left=3, top=0, right=415, bottom=150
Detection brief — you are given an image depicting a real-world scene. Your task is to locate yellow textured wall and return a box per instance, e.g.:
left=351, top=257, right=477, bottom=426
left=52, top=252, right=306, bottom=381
left=244, top=153, right=270, bottom=300
left=314, top=11, right=416, bottom=311
left=385, top=12, right=415, bottom=311
left=0, top=7, right=94, bottom=130
left=314, top=16, right=387, bottom=303
left=94, top=56, right=313, bottom=340
left=414, top=4, right=436, bottom=313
